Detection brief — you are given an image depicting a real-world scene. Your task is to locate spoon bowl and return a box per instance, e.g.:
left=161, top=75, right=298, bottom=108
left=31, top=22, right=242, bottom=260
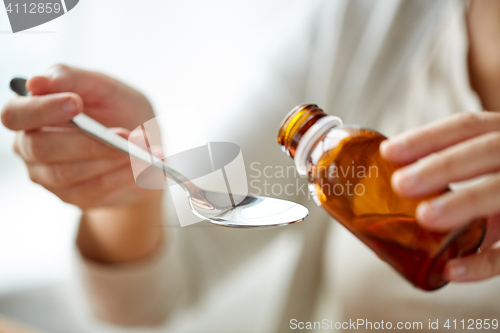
left=205, top=194, right=309, bottom=228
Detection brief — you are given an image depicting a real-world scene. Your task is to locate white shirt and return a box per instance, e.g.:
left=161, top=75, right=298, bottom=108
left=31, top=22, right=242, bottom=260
left=71, top=1, right=500, bottom=332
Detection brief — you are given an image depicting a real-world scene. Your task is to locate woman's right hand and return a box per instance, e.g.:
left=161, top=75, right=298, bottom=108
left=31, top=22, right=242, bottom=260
left=2, top=64, right=158, bottom=209
left=1, top=64, right=164, bottom=263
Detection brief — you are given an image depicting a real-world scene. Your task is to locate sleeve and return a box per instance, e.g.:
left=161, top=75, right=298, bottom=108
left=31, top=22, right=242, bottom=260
left=73, top=226, right=184, bottom=327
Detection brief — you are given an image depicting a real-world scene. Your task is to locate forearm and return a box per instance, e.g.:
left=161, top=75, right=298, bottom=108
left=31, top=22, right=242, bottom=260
left=467, top=0, right=500, bottom=111
left=77, top=191, right=165, bottom=264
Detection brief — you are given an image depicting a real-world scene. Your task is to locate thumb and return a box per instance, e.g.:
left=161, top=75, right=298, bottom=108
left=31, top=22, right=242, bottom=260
left=27, top=64, right=120, bottom=103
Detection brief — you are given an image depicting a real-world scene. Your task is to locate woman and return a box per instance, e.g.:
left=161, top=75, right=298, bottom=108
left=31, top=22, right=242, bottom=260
left=2, top=0, right=499, bottom=331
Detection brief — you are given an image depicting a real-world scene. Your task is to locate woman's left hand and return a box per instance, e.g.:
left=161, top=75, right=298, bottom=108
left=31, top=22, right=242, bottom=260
left=380, top=112, right=500, bottom=283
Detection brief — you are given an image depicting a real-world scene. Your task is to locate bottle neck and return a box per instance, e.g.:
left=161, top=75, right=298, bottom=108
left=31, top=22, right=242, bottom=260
left=278, top=104, right=342, bottom=175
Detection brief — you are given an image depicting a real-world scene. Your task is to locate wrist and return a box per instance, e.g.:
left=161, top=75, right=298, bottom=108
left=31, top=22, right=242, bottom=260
left=77, top=191, right=165, bottom=264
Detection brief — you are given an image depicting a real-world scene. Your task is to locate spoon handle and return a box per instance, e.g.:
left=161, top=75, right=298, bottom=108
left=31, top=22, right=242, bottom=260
left=9, top=78, right=189, bottom=186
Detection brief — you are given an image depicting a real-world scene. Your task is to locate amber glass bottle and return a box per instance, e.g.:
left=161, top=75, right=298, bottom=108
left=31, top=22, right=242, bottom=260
left=278, top=104, right=486, bottom=291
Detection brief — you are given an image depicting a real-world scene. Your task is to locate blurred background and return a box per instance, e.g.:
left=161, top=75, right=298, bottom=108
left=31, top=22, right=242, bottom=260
left=0, top=0, right=309, bottom=331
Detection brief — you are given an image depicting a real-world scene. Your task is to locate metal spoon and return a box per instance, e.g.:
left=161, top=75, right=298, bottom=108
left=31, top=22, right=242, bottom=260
left=10, top=78, right=308, bottom=228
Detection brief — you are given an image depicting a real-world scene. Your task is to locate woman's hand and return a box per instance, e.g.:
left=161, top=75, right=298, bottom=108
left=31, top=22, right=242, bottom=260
left=2, top=64, right=159, bottom=209
left=380, top=112, right=500, bottom=283
left=1, top=64, right=163, bottom=263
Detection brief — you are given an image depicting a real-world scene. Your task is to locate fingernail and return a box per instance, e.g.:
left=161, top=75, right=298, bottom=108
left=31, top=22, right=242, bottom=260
left=63, top=99, right=77, bottom=114
left=416, top=200, right=442, bottom=223
left=44, top=65, right=64, bottom=80
left=379, top=140, right=390, bottom=155
left=392, top=171, right=405, bottom=191
left=393, top=166, right=419, bottom=191
left=129, top=131, right=146, bottom=145
left=385, top=136, right=407, bottom=154
left=151, top=146, right=164, bottom=159
left=447, top=262, right=466, bottom=280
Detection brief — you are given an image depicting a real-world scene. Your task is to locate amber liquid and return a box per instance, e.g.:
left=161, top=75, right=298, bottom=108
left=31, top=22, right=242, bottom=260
left=310, top=126, right=485, bottom=290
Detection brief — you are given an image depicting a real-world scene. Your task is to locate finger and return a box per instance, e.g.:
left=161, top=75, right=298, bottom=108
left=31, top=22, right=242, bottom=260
left=380, top=112, right=500, bottom=164
left=1, top=93, right=82, bottom=131
left=27, top=155, right=130, bottom=190
left=129, top=128, right=165, bottom=158
left=416, top=173, right=500, bottom=230
left=129, top=128, right=150, bottom=150
left=55, top=165, right=144, bottom=209
left=15, top=127, right=128, bottom=163
left=445, top=246, right=500, bottom=282
left=392, top=132, right=500, bottom=197
left=27, top=64, right=121, bottom=103
left=149, top=145, right=164, bottom=160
